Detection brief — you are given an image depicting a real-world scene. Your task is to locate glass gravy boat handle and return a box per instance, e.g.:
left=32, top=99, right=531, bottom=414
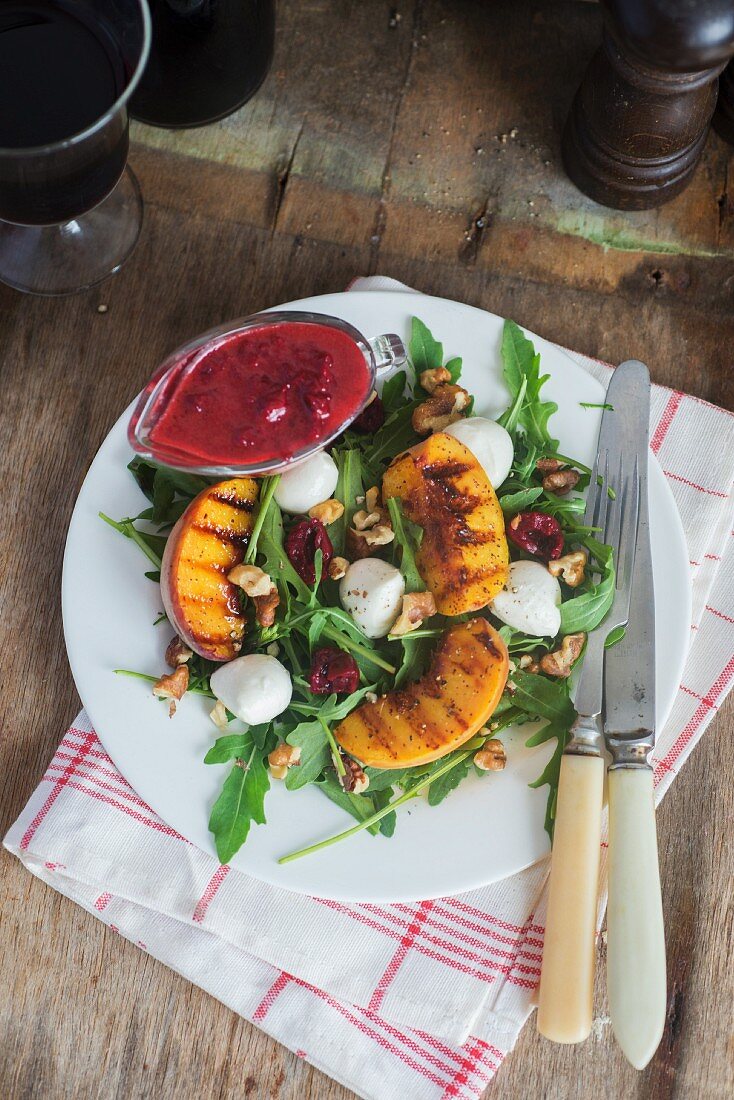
left=368, top=333, right=408, bottom=373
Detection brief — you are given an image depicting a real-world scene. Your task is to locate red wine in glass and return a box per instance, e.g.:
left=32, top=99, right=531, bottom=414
left=0, top=0, right=150, bottom=295
left=130, top=0, right=275, bottom=129
left=0, top=1, right=130, bottom=225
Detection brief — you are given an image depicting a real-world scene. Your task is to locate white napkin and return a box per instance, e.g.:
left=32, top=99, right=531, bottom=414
left=6, top=277, right=734, bottom=1100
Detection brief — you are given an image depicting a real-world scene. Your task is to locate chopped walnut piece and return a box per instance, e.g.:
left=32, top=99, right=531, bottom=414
left=152, top=665, right=189, bottom=717
left=346, top=527, right=374, bottom=559
left=308, top=498, right=345, bottom=524
left=253, top=585, right=280, bottom=627
left=328, top=555, right=349, bottom=580
left=389, top=591, right=437, bottom=636
left=365, top=486, right=380, bottom=513
left=359, top=524, right=395, bottom=547
left=268, top=744, right=301, bottom=769
left=227, top=563, right=273, bottom=597
left=353, top=508, right=382, bottom=531
left=548, top=549, right=587, bottom=588
left=266, top=641, right=280, bottom=657
left=518, top=653, right=541, bottom=673
left=542, top=469, right=580, bottom=495
left=536, top=457, right=563, bottom=474
left=412, top=384, right=471, bottom=434
left=165, top=635, right=193, bottom=668
left=419, top=366, right=452, bottom=394
left=540, top=633, right=586, bottom=678
left=340, top=755, right=369, bottom=794
left=474, top=739, right=506, bottom=771
left=210, top=699, right=229, bottom=729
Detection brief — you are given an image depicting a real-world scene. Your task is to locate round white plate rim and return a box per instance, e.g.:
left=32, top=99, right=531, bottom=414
left=62, top=289, right=692, bottom=902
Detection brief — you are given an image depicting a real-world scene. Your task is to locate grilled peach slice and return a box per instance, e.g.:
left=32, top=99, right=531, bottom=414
left=160, top=478, right=259, bottom=661
left=382, top=432, right=509, bottom=615
left=335, top=617, right=508, bottom=768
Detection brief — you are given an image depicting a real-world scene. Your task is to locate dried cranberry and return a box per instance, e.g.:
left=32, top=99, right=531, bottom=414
left=309, top=646, right=360, bottom=694
left=285, top=518, right=333, bottom=585
left=507, top=511, right=564, bottom=561
left=351, top=394, right=385, bottom=434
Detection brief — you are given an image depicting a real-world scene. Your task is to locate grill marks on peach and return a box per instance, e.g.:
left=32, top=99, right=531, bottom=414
left=161, top=478, right=259, bottom=661
left=335, top=618, right=509, bottom=768
left=382, top=433, right=509, bottom=615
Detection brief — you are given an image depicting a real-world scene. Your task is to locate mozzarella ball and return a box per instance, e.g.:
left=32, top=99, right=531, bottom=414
left=339, top=558, right=406, bottom=639
left=210, top=654, right=292, bottom=725
left=274, top=450, right=339, bottom=515
left=443, top=417, right=514, bottom=488
left=490, top=560, right=562, bottom=637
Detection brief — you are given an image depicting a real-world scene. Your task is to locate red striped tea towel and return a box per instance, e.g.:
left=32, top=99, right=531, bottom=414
left=5, top=278, right=734, bottom=1100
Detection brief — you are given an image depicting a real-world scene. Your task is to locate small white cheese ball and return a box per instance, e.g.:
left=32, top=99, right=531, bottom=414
left=490, top=560, right=562, bottom=637
left=210, top=654, right=292, bottom=725
left=274, top=450, right=339, bottom=515
left=443, top=417, right=514, bottom=488
left=339, top=558, right=406, bottom=639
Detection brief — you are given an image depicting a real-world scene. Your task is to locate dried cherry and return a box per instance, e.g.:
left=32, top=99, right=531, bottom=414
left=351, top=394, right=385, bottom=434
left=507, top=511, right=564, bottom=561
left=309, top=647, right=360, bottom=695
left=285, top=518, right=333, bottom=585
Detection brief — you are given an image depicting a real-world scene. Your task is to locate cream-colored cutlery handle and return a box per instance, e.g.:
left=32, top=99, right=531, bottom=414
left=607, top=766, right=666, bottom=1069
left=537, top=753, right=605, bottom=1043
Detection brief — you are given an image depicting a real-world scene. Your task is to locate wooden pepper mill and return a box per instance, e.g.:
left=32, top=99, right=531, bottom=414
left=562, top=0, right=734, bottom=210
left=713, top=61, right=734, bottom=143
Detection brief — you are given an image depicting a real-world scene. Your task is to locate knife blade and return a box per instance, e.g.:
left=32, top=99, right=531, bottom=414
left=537, top=361, right=644, bottom=1045
left=603, top=378, right=655, bottom=752
left=603, top=360, right=666, bottom=1072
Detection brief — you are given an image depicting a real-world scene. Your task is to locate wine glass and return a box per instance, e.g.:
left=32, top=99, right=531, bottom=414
left=0, top=0, right=151, bottom=296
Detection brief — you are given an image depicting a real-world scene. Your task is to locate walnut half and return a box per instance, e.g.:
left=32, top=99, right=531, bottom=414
left=548, top=549, right=587, bottom=588
left=412, top=384, right=470, bottom=434
left=474, top=739, right=506, bottom=771
left=340, top=755, right=369, bottom=794
left=540, top=633, right=586, bottom=678
left=152, top=665, right=189, bottom=717
left=389, top=591, right=437, bottom=636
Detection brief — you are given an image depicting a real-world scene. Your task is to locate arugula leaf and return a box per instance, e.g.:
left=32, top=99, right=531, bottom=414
left=285, top=720, right=330, bottom=789
left=605, top=624, right=626, bottom=649
left=559, top=537, right=615, bottom=634
left=204, top=725, right=271, bottom=764
left=366, top=401, right=422, bottom=473
left=498, top=486, right=543, bottom=514
left=499, top=320, right=559, bottom=449
left=426, top=754, right=473, bottom=805
left=331, top=446, right=365, bottom=556
left=526, top=719, right=571, bottom=840
left=393, top=632, right=435, bottom=689
left=386, top=497, right=425, bottom=593
left=208, top=731, right=271, bottom=864
left=284, top=685, right=378, bottom=789
left=511, top=668, right=576, bottom=726
left=381, top=370, right=410, bottom=413
left=364, top=766, right=411, bottom=791
left=409, top=317, right=443, bottom=373
left=444, top=356, right=463, bottom=384
left=316, top=773, right=385, bottom=836
left=580, top=402, right=614, bottom=411
left=256, top=497, right=312, bottom=607
left=373, top=788, right=397, bottom=836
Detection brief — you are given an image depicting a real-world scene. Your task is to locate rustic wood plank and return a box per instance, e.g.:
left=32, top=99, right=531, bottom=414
left=1, top=0, right=732, bottom=1098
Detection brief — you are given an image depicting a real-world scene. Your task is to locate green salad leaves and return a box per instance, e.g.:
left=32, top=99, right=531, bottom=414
left=105, top=315, right=616, bottom=861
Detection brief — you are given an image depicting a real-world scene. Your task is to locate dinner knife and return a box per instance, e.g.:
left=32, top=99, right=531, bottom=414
left=603, top=360, right=666, bottom=1070
left=537, top=363, right=642, bottom=1045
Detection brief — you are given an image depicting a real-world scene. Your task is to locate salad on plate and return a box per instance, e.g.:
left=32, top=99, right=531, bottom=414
left=102, top=318, right=618, bottom=866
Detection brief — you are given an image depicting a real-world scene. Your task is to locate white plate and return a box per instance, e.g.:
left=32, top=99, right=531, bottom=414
left=62, top=290, right=691, bottom=902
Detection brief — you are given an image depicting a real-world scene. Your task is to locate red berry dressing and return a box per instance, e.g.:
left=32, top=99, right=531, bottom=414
left=147, top=322, right=371, bottom=467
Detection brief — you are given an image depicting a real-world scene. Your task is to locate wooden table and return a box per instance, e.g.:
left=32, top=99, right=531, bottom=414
left=1, top=2, right=732, bottom=1097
